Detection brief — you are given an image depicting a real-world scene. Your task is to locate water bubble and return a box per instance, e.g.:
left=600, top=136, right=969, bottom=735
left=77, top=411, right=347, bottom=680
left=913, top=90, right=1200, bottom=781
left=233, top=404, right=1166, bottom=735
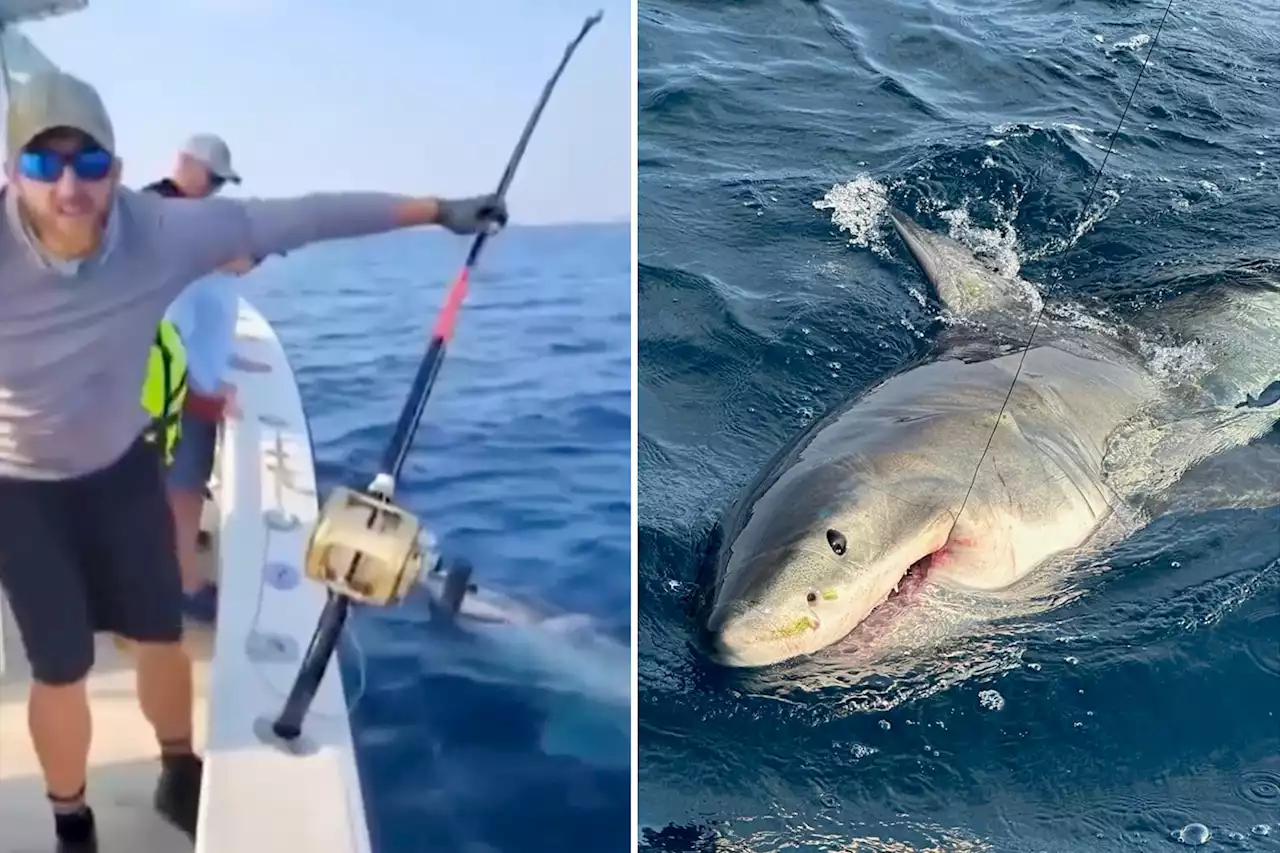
left=1251, top=824, right=1271, bottom=837
left=978, top=689, right=1004, bottom=711
left=849, top=743, right=877, bottom=759
left=1173, top=823, right=1210, bottom=845
left=878, top=719, right=891, bottom=730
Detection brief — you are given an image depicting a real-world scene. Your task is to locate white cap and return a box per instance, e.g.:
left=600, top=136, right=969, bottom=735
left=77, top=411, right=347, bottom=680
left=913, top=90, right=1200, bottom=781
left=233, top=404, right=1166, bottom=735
left=181, top=132, right=240, bottom=183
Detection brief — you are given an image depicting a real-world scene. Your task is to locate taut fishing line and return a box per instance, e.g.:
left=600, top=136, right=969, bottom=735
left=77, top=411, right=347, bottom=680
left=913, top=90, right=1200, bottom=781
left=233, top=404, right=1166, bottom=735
left=947, top=0, right=1177, bottom=535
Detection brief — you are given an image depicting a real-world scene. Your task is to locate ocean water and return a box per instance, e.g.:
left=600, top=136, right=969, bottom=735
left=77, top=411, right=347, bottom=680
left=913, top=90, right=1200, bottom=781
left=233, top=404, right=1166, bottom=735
left=246, top=222, right=632, bottom=853
left=638, top=1, right=1280, bottom=851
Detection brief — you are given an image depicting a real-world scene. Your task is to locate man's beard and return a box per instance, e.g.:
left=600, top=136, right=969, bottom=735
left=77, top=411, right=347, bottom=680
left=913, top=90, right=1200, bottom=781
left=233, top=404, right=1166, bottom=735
left=15, top=193, right=108, bottom=260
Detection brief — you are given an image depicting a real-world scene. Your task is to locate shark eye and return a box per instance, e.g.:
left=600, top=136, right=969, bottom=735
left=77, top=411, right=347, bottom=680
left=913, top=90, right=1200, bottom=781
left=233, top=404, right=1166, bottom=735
left=826, top=529, right=847, bottom=556
left=806, top=590, right=818, bottom=604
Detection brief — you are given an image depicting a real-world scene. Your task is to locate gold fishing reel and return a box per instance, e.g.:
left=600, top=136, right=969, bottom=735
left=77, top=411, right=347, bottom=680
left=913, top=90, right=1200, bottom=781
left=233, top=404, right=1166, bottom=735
left=303, top=486, right=428, bottom=607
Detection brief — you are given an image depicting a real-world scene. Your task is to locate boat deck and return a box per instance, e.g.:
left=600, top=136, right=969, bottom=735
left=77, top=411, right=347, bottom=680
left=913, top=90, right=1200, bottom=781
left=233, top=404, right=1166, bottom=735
left=0, top=517, right=219, bottom=852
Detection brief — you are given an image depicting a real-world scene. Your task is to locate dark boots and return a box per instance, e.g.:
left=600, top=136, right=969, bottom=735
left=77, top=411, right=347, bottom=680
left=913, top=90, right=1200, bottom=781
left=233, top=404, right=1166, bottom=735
left=154, top=751, right=204, bottom=840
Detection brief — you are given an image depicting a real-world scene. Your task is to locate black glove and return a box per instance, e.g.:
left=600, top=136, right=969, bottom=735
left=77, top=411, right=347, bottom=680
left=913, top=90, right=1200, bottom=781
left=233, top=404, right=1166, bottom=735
left=436, top=194, right=509, bottom=235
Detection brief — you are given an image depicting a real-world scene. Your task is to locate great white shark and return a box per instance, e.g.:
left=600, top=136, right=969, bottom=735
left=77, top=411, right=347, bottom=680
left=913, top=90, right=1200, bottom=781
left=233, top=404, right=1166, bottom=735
left=699, top=208, right=1280, bottom=668
left=418, top=568, right=630, bottom=768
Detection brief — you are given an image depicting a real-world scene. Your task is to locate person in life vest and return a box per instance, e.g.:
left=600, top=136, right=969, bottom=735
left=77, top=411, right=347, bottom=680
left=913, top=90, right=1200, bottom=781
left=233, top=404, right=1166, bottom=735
left=144, top=134, right=252, bottom=626
left=140, top=320, right=189, bottom=466
left=0, top=69, right=506, bottom=851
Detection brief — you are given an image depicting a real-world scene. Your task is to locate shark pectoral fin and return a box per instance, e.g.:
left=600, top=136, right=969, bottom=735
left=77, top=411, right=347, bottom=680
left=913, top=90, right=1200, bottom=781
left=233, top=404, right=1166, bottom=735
left=539, top=697, right=630, bottom=769
left=1131, top=280, right=1280, bottom=409
left=1104, top=404, right=1280, bottom=501
left=1141, top=435, right=1280, bottom=517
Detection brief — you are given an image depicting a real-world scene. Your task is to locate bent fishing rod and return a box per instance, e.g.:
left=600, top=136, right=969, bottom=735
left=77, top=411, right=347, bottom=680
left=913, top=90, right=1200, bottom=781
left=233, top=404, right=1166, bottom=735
left=271, top=10, right=605, bottom=743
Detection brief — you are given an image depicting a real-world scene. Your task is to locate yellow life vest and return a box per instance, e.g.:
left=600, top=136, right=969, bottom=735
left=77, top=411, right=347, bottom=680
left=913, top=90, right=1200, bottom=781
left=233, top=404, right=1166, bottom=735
left=141, top=320, right=189, bottom=464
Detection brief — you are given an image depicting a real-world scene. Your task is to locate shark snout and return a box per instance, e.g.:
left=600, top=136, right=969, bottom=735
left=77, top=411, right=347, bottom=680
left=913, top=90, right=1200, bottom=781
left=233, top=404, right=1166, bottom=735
left=703, top=597, right=823, bottom=668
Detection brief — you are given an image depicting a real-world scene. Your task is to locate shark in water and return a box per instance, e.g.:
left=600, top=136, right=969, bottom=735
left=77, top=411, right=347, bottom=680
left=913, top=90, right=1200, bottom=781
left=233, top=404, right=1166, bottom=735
left=417, top=567, right=631, bottom=767
left=698, top=208, right=1280, bottom=667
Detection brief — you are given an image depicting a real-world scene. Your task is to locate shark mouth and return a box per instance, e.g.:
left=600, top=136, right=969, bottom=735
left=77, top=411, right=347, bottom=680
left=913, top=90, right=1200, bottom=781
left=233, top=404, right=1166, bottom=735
left=887, top=553, right=935, bottom=603
left=856, top=552, right=939, bottom=634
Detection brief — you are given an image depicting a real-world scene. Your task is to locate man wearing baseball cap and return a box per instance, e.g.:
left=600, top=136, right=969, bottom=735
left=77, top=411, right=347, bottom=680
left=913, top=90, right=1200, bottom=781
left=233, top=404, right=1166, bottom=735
left=0, top=69, right=507, bottom=852
left=141, top=133, right=254, bottom=629
left=147, top=132, right=242, bottom=197
left=183, top=132, right=240, bottom=188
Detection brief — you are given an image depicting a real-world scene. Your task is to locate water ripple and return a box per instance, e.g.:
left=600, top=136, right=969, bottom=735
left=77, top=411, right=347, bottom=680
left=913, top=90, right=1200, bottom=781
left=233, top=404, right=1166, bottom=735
left=1237, top=769, right=1280, bottom=808
left=1241, top=590, right=1280, bottom=680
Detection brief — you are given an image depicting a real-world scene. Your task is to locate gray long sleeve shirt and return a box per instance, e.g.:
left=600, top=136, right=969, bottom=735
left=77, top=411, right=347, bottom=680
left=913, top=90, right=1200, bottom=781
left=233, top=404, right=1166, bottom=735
left=0, top=186, right=410, bottom=480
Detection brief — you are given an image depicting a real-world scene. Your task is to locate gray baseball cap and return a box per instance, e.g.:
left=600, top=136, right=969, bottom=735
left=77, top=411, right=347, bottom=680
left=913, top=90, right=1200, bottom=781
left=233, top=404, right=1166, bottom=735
left=6, top=70, right=115, bottom=155
left=181, top=133, right=241, bottom=184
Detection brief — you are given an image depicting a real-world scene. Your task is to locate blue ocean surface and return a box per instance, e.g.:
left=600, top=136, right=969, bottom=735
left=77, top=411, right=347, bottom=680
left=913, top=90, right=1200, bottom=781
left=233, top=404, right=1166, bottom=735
left=639, top=1, right=1280, bottom=851
left=246, top=222, right=631, bottom=853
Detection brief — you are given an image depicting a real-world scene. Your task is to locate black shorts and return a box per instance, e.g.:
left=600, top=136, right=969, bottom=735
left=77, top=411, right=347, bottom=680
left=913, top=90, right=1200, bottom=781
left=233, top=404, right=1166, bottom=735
left=0, top=434, right=184, bottom=685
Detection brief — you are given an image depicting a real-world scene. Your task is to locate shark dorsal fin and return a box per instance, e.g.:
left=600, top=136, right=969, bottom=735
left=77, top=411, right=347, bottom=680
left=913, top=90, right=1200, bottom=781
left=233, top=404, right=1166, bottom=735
left=888, top=208, right=1039, bottom=328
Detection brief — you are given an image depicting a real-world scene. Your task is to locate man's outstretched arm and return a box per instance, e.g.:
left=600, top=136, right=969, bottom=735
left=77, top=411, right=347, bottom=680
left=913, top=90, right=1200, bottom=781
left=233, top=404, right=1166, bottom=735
left=149, top=192, right=504, bottom=289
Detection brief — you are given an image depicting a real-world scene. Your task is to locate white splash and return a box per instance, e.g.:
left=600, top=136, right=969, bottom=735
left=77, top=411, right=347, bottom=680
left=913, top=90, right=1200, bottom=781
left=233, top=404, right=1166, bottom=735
left=813, top=173, right=891, bottom=258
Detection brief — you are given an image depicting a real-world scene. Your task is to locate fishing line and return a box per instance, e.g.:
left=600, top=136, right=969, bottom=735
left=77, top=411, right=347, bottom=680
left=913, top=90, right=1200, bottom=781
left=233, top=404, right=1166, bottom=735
left=947, top=0, right=1176, bottom=537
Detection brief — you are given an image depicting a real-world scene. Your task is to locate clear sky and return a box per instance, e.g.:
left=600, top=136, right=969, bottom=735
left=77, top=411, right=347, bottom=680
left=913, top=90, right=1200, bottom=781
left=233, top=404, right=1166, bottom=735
left=15, top=0, right=631, bottom=224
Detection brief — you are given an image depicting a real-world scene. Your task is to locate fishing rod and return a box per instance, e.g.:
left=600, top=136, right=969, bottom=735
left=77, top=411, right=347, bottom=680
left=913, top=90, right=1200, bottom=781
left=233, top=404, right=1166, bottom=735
left=945, top=0, right=1175, bottom=536
left=272, top=9, right=605, bottom=743
left=378, top=12, right=605, bottom=487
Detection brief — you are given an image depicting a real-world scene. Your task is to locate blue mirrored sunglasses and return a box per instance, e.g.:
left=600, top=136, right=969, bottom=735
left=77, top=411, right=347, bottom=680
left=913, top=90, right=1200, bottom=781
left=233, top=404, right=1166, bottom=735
left=17, top=147, right=113, bottom=183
